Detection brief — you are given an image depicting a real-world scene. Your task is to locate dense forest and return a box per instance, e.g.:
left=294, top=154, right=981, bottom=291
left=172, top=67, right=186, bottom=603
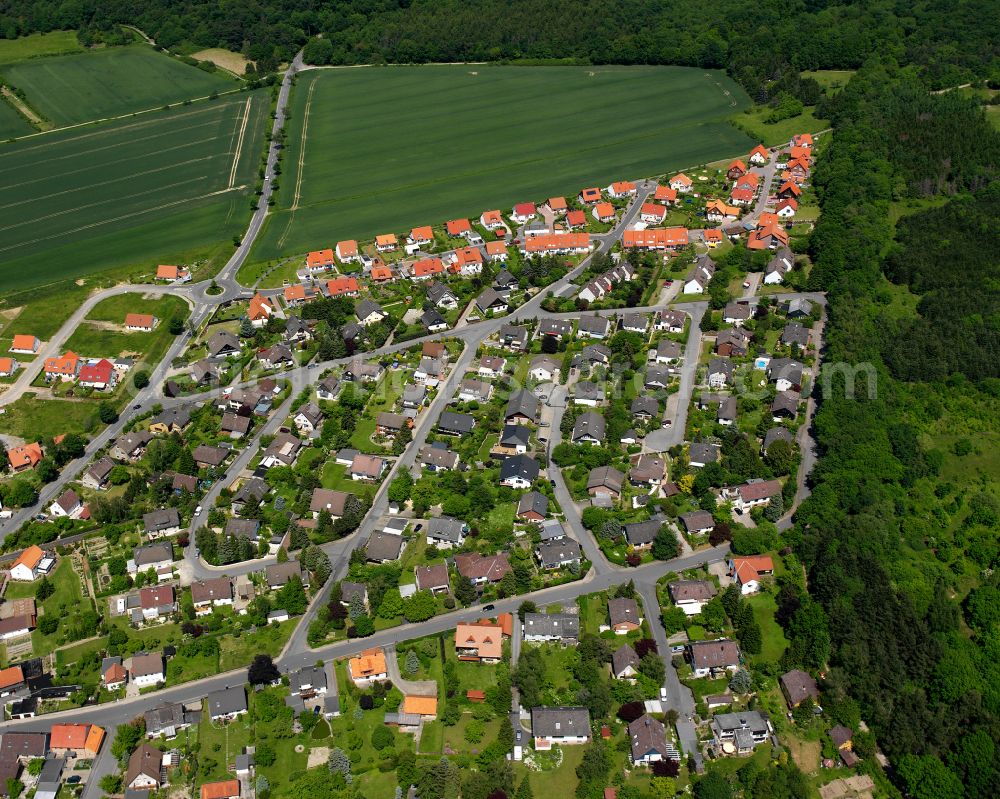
left=2, top=0, right=999, bottom=96
left=784, top=57, right=1000, bottom=798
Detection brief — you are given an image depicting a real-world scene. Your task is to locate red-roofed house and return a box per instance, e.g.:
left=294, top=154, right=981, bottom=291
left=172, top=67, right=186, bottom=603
left=445, top=219, right=471, bottom=237
left=9, top=335, right=39, bottom=354
left=480, top=210, right=504, bottom=229
left=729, top=556, right=775, bottom=594
left=124, top=313, right=156, bottom=332
left=703, top=229, right=723, bottom=248
left=639, top=203, right=667, bottom=224
left=306, top=249, right=335, bottom=271
left=10, top=545, right=46, bottom=581
left=607, top=180, right=636, bottom=198
left=411, top=257, right=445, bottom=280
left=375, top=233, right=398, bottom=252
left=730, top=187, right=755, bottom=207
left=592, top=202, right=616, bottom=223
left=155, top=265, right=190, bottom=282
left=44, top=351, right=80, bottom=381
left=336, top=240, right=360, bottom=262
left=749, top=144, right=770, bottom=165
left=546, top=197, right=568, bottom=213
left=326, top=277, right=360, bottom=297
left=669, top=173, right=693, bottom=193
left=248, top=294, right=275, bottom=327
left=201, top=780, right=240, bottom=799
left=565, top=209, right=587, bottom=228
left=484, top=241, right=509, bottom=261
left=284, top=284, right=314, bottom=305
left=78, top=359, right=115, bottom=390
left=522, top=233, right=591, bottom=255
left=371, top=266, right=394, bottom=282
left=653, top=185, right=678, bottom=205
left=776, top=198, right=798, bottom=218
left=0, top=357, right=18, bottom=377
left=579, top=187, right=602, bottom=204
left=7, top=442, right=43, bottom=474
left=622, top=228, right=688, bottom=251
left=727, top=160, right=747, bottom=180
left=511, top=203, right=537, bottom=224
left=408, top=226, right=433, bottom=247
left=791, top=133, right=814, bottom=149
left=777, top=180, right=802, bottom=200
left=451, top=246, right=483, bottom=276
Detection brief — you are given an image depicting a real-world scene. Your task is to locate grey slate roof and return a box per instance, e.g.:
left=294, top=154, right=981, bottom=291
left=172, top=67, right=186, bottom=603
left=572, top=411, right=605, bottom=443
left=500, top=454, right=539, bottom=484
left=531, top=706, right=591, bottom=738
left=523, top=612, right=579, bottom=639
left=207, top=686, right=247, bottom=717
left=505, top=389, right=539, bottom=421
left=426, top=516, right=466, bottom=543
left=516, top=491, right=549, bottom=518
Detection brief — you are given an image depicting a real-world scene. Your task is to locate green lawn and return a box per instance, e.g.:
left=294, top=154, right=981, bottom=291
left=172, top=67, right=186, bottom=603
left=0, top=89, right=270, bottom=292
left=0, top=45, right=236, bottom=126
left=800, top=70, right=855, bottom=95
left=513, top=745, right=586, bottom=795
left=250, top=65, right=753, bottom=262
left=6, top=559, right=93, bottom=658
left=418, top=720, right=444, bottom=754
left=0, top=393, right=102, bottom=439
left=747, top=592, right=789, bottom=662
left=730, top=106, right=829, bottom=147
left=218, top=619, right=297, bottom=670
left=195, top=708, right=253, bottom=782
left=63, top=294, right=188, bottom=366
left=0, top=32, right=84, bottom=64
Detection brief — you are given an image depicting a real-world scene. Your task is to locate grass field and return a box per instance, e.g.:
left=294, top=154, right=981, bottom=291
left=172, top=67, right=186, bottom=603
left=731, top=105, right=830, bottom=147
left=0, top=31, right=84, bottom=64
left=0, top=97, right=33, bottom=139
left=0, top=45, right=236, bottom=127
left=250, top=64, right=752, bottom=262
left=64, top=294, right=188, bottom=364
left=0, top=91, right=270, bottom=291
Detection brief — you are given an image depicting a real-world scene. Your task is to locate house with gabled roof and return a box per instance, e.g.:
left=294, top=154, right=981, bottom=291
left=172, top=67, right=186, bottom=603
left=668, top=580, right=716, bottom=615
left=729, top=556, right=774, bottom=594
left=532, top=707, right=591, bottom=749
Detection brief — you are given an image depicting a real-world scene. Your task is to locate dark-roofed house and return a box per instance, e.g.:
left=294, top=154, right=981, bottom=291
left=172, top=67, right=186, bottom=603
left=500, top=454, right=539, bottom=489
left=339, top=581, right=368, bottom=609
left=572, top=411, right=605, bottom=445
left=688, top=639, right=741, bottom=678
left=425, top=516, right=467, bottom=549
left=716, top=328, right=751, bottom=357
left=505, top=390, right=539, bottom=424
left=110, top=431, right=152, bottom=462
left=612, top=644, right=640, bottom=680
left=418, top=444, right=459, bottom=472
left=780, top=670, right=819, bottom=708
left=762, top=427, right=793, bottom=453
left=587, top=466, right=624, bottom=500
left=149, top=407, right=191, bottom=435
left=631, top=395, right=659, bottom=420
left=366, top=532, right=403, bottom=563
left=577, top=315, right=611, bottom=339
left=573, top=381, right=605, bottom=406
left=220, top=413, right=251, bottom=439
left=265, top=561, right=304, bottom=590
left=629, top=455, right=664, bottom=488
left=644, top=365, right=672, bottom=389
left=536, top=539, right=582, bottom=570
left=231, top=477, right=269, bottom=512
left=712, top=711, right=772, bottom=754
left=207, top=331, right=241, bottom=358
left=144, top=702, right=194, bottom=739
left=0, top=732, right=47, bottom=759
left=689, top=442, right=720, bottom=468
left=722, top=302, right=753, bottom=326
left=629, top=715, right=670, bottom=765
left=309, top=488, right=353, bottom=519
left=531, top=707, right=591, bottom=749
left=781, top=323, right=810, bottom=349
left=437, top=411, right=476, bottom=436
left=415, top=563, right=450, bottom=595
left=191, top=577, right=233, bottom=615
left=130, top=542, right=173, bottom=576
left=207, top=686, right=248, bottom=721
left=668, top=580, right=716, bottom=615
left=454, top=552, right=511, bottom=587
left=766, top=358, right=803, bottom=392
left=193, top=445, right=229, bottom=469
left=516, top=491, right=549, bottom=521
left=143, top=508, right=180, bottom=539
left=707, top=358, right=734, bottom=389
left=623, top=520, right=661, bottom=549
left=523, top=612, right=579, bottom=643
left=126, top=744, right=162, bottom=789
left=771, top=391, right=800, bottom=421
left=608, top=597, right=641, bottom=633
left=538, top=319, right=573, bottom=339
left=679, top=510, right=715, bottom=535
left=498, top=324, right=530, bottom=351
left=82, top=456, right=115, bottom=490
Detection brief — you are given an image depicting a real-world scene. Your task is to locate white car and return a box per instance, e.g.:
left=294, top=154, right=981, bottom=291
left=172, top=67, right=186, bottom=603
left=660, top=688, right=668, bottom=701
left=194, top=505, right=202, bottom=515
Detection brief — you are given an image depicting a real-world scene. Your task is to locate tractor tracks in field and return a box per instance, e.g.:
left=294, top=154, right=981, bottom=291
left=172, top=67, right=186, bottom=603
left=276, top=74, right=316, bottom=249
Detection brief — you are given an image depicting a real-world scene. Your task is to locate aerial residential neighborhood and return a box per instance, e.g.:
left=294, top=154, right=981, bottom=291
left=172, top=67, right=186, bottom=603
left=1, top=0, right=987, bottom=791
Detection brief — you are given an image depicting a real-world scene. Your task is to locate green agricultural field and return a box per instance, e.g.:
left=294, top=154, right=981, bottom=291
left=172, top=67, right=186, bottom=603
left=0, top=45, right=236, bottom=127
left=0, top=91, right=270, bottom=291
left=0, top=31, right=84, bottom=64
left=0, top=98, right=33, bottom=139
left=251, top=65, right=753, bottom=262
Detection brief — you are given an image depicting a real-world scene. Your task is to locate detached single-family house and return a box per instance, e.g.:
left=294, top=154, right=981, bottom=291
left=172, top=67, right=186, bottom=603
left=207, top=686, right=248, bottom=721
left=729, top=556, right=774, bottom=594
left=587, top=466, right=624, bottom=500
left=629, top=715, right=671, bottom=765
left=348, top=648, right=388, bottom=686
left=669, top=580, right=716, bottom=615
left=143, top=508, right=180, bottom=539
left=455, top=622, right=505, bottom=663
left=780, top=669, right=820, bottom=709
left=608, top=597, right=641, bottom=633
left=130, top=653, right=165, bottom=687
left=536, top=539, right=582, bottom=570
left=499, top=454, right=539, bottom=489
left=612, top=644, right=640, bottom=680
left=532, top=707, right=591, bottom=749
left=425, top=516, right=467, bottom=549
left=688, top=639, right=741, bottom=678
left=679, top=510, right=714, bottom=536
